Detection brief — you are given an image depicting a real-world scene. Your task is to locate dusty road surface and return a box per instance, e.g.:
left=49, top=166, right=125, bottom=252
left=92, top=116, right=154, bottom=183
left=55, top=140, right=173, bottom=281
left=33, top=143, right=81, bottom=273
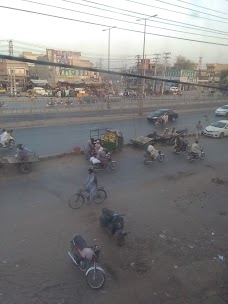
left=0, top=137, right=227, bottom=304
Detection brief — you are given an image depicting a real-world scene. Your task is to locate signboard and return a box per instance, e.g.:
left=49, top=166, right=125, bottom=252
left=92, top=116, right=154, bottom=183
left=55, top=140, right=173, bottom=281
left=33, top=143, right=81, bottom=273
left=55, top=50, right=73, bottom=65
left=55, top=67, right=76, bottom=77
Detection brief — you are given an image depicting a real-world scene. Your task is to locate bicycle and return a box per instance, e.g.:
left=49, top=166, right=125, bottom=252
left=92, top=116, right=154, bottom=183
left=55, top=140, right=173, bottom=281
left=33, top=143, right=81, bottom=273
left=68, top=187, right=107, bottom=209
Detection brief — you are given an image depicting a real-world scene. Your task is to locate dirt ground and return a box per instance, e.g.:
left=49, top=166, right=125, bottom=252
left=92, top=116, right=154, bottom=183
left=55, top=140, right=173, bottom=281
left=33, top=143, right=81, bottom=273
left=0, top=144, right=227, bottom=304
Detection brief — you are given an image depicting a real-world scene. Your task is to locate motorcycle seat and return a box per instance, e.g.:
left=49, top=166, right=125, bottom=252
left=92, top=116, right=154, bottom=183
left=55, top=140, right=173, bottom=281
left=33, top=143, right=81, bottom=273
left=73, top=234, right=88, bottom=250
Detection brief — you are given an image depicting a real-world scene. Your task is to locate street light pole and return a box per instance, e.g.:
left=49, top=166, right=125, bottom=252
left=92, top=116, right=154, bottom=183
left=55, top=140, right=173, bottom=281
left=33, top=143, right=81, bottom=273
left=137, top=14, right=157, bottom=115
left=102, top=26, right=116, bottom=108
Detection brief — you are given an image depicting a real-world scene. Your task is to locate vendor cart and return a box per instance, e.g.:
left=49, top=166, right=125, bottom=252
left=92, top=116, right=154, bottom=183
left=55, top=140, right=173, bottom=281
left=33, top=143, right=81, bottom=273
left=130, top=129, right=188, bottom=147
left=90, top=128, right=124, bottom=152
left=0, top=152, right=40, bottom=174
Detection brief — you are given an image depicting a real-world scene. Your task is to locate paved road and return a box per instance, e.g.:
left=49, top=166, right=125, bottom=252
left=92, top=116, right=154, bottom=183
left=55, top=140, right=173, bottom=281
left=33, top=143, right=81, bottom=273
left=0, top=138, right=227, bottom=304
left=0, top=111, right=222, bottom=156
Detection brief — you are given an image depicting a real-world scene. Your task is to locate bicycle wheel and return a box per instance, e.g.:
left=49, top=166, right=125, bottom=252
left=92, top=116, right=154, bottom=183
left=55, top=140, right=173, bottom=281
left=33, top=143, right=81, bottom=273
left=94, top=189, right=107, bottom=204
left=68, top=193, right=84, bottom=209
left=86, top=268, right=105, bottom=289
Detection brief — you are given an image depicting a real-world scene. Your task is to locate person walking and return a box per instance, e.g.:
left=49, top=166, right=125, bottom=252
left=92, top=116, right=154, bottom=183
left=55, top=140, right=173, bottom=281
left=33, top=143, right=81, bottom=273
left=196, top=121, right=203, bottom=138
left=84, top=168, right=97, bottom=204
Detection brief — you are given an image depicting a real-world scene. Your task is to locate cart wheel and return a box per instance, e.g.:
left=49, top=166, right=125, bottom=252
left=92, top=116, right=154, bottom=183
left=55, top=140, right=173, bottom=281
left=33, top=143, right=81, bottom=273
left=19, top=163, right=32, bottom=174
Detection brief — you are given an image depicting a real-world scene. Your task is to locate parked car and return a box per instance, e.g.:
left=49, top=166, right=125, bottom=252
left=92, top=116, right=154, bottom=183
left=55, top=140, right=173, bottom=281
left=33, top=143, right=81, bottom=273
left=27, top=87, right=48, bottom=96
left=170, top=86, right=179, bottom=93
left=215, top=105, right=228, bottom=117
left=147, top=109, right=178, bottom=122
left=203, top=120, right=228, bottom=138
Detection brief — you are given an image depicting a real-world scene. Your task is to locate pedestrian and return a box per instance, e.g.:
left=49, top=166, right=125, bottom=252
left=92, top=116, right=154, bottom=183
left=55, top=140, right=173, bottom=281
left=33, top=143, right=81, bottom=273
left=196, top=121, right=203, bottom=138
left=84, top=168, right=97, bottom=204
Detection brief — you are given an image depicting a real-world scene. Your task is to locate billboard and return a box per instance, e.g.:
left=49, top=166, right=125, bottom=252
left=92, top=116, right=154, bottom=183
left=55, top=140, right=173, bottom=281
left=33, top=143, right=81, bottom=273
left=48, top=50, right=75, bottom=77
left=55, top=50, right=73, bottom=65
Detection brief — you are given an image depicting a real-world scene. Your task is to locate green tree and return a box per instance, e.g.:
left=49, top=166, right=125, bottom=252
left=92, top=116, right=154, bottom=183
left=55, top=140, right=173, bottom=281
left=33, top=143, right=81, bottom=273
left=174, top=55, right=195, bottom=70
left=220, top=70, right=228, bottom=84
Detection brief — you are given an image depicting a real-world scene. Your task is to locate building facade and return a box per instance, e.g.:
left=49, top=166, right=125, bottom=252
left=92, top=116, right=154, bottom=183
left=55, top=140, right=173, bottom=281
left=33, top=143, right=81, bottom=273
left=35, top=49, right=99, bottom=87
left=0, top=59, right=29, bottom=89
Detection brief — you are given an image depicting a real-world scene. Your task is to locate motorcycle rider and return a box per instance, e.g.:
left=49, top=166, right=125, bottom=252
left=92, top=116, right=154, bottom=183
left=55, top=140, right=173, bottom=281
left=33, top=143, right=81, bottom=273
left=147, top=142, right=159, bottom=160
left=191, top=140, right=202, bottom=157
left=85, top=138, right=95, bottom=159
left=97, top=147, right=108, bottom=167
left=72, top=234, right=94, bottom=264
left=173, top=135, right=182, bottom=152
left=162, top=128, right=170, bottom=139
left=95, top=140, right=101, bottom=154
left=0, top=129, right=8, bottom=147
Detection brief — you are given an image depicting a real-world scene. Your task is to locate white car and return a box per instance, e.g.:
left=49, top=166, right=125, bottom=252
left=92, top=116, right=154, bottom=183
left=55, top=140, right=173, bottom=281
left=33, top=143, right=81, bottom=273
left=204, top=120, right=228, bottom=138
left=170, top=86, right=179, bottom=92
left=215, top=105, right=228, bottom=117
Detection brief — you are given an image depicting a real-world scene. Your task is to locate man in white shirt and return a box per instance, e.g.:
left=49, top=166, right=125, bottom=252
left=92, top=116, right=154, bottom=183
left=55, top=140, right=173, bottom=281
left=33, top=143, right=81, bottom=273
left=191, top=140, right=202, bottom=157
left=162, top=113, right=169, bottom=125
left=0, top=129, right=8, bottom=147
left=147, top=143, right=159, bottom=159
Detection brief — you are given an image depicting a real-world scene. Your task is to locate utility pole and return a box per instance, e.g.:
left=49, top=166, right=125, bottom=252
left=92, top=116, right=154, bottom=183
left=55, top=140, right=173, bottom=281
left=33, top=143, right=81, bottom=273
left=102, top=26, right=116, bottom=109
left=161, top=52, right=171, bottom=95
left=8, top=40, right=14, bottom=96
left=153, top=53, right=161, bottom=93
left=198, top=56, right=202, bottom=77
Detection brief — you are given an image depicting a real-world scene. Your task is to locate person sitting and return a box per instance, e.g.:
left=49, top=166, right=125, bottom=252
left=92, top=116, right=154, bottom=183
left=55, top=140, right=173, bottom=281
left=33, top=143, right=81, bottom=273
left=147, top=142, right=159, bottom=160
left=162, top=113, right=169, bottom=125
left=0, top=129, right=8, bottom=147
left=171, top=127, right=177, bottom=136
left=71, top=234, right=94, bottom=264
left=191, top=140, right=202, bottom=157
left=97, top=147, right=108, bottom=166
left=95, top=140, right=101, bottom=154
left=15, top=144, right=28, bottom=161
left=173, top=136, right=181, bottom=151
left=180, top=135, right=188, bottom=150
left=162, top=128, right=170, bottom=139
left=85, top=138, right=95, bottom=159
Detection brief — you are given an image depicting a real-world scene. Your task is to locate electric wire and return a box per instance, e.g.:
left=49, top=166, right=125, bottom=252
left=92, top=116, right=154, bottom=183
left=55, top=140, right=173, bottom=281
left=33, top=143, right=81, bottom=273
left=1, top=5, right=228, bottom=47
left=16, top=0, right=228, bottom=40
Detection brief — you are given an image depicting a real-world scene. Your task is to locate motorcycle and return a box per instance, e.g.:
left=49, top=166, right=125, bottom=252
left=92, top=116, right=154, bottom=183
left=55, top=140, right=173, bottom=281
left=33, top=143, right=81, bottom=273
left=144, top=150, right=165, bottom=165
left=68, top=234, right=105, bottom=289
left=0, top=138, right=15, bottom=149
left=173, top=143, right=190, bottom=155
left=90, top=152, right=117, bottom=172
left=187, top=148, right=205, bottom=163
left=99, top=208, right=127, bottom=246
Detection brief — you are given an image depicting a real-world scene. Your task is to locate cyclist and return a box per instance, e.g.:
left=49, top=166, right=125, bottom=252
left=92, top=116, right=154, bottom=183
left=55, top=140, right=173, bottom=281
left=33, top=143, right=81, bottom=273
left=84, top=168, right=98, bottom=204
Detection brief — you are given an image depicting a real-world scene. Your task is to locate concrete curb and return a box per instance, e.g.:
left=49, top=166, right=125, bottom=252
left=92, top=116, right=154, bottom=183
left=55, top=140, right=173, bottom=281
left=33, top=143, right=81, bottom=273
left=38, top=133, right=197, bottom=161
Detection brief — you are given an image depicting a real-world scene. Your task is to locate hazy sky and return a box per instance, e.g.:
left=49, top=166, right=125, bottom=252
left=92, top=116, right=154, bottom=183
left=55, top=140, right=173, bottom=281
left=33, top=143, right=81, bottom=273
left=0, top=0, right=228, bottom=68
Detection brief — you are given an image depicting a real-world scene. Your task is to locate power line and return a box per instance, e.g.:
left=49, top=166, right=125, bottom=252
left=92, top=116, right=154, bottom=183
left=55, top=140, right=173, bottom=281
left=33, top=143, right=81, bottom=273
left=16, top=0, right=228, bottom=40
left=62, top=0, right=228, bottom=35
left=175, top=0, right=228, bottom=17
left=1, top=5, right=228, bottom=47
left=17, top=0, right=228, bottom=40
left=154, top=0, right=228, bottom=21
left=123, top=0, right=228, bottom=25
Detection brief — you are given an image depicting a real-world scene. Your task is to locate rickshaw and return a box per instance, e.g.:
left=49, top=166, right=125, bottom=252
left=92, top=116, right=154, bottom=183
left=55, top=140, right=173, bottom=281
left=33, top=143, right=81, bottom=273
left=90, top=128, right=124, bottom=152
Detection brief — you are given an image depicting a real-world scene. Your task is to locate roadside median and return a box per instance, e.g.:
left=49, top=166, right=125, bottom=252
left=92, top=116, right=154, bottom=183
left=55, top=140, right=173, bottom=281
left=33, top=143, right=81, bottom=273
left=1, top=105, right=216, bottom=129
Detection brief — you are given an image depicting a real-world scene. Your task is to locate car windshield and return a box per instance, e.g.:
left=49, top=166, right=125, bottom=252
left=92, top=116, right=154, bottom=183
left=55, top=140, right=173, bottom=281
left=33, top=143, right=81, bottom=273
left=152, top=110, right=166, bottom=116
left=221, top=105, right=228, bottom=109
left=211, top=122, right=226, bottom=128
